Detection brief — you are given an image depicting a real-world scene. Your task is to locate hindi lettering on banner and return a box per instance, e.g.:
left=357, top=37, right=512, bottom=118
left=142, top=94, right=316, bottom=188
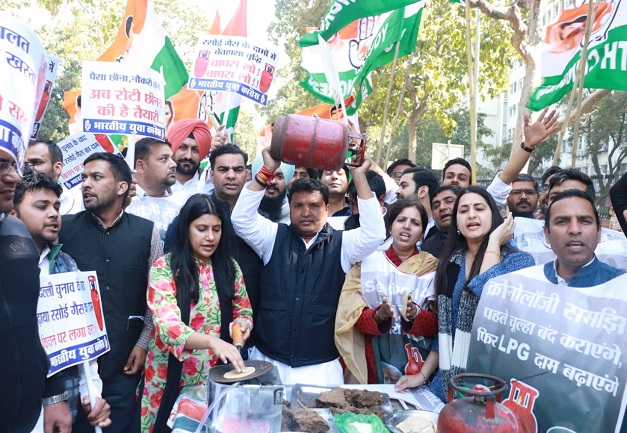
left=57, top=132, right=124, bottom=190
left=0, top=13, right=48, bottom=165
left=468, top=270, right=627, bottom=432
left=81, top=61, right=165, bottom=140
left=187, top=35, right=280, bottom=106
left=38, top=271, right=110, bottom=376
left=31, top=54, right=59, bottom=139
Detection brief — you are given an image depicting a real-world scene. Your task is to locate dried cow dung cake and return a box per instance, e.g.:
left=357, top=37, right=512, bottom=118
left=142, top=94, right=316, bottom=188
left=314, top=387, right=347, bottom=408
left=283, top=408, right=329, bottom=433
left=345, top=388, right=384, bottom=408
left=314, top=387, right=385, bottom=419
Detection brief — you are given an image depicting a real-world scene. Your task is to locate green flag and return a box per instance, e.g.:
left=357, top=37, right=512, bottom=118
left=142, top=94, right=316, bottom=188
left=300, top=2, right=424, bottom=114
left=528, top=2, right=624, bottom=111
left=300, top=0, right=423, bottom=47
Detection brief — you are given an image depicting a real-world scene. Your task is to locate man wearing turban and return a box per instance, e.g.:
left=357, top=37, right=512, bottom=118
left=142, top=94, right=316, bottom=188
left=167, top=119, right=212, bottom=198
left=252, top=156, right=294, bottom=223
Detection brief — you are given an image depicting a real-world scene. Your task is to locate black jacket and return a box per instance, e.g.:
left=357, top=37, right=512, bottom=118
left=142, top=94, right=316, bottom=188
left=0, top=215, right=50, bottom=432
left=255, top=223, right=345, bottom=367
left=60, top=211, right=153, bottom=379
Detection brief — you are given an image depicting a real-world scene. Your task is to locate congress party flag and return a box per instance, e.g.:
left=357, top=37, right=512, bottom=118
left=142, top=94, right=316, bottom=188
left=300, top=0, right=423, bottom=46
left=300, top=3, right=424, bottom=114
left=528, top=1, right=626, bottom=111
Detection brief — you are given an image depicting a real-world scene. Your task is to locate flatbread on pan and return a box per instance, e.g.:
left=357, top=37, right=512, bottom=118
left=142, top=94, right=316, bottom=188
left=223, top=366, right=256, bottom=379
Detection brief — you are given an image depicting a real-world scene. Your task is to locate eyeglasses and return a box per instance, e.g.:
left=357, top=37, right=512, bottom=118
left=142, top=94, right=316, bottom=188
left=393, top=171, right=404, bottom=179
left=511, top=189, right=536, bottom=196
left=538, top=184, right=550, bottom=193
left=0, top=161, right=19, bottom=175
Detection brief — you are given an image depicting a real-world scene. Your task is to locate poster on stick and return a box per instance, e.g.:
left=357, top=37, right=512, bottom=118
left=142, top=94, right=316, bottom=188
left=0, top=12, right=48, bottom=164
left=38, top=271, right=110, bottom=377
left=81, top=61, right=165, bottom=140
left=468, top=269, right=627, bottom=433
left=187, top=35, right=280, bottom=106
left=58, top=132, right=123, bottom=190
left=31, top=54, right=59, bottom=139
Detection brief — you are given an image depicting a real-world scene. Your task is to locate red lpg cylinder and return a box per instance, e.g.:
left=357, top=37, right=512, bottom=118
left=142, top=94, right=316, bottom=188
left=438, top=373, right=519, bottom=433
left=270, top=114, right=365, bottom=171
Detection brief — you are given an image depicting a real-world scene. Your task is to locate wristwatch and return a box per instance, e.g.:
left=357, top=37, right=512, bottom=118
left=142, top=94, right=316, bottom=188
left=520, top=142, right=535, bottom=153
left=42, top=391, right=69, bottom=406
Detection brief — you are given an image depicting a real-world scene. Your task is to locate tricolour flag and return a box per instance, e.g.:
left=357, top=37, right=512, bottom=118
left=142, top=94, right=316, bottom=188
left=300, top=2, right=424, bottom=114
left=300, top=0, right=424, bottom=46
left=527, top=1, right=621, bottom=111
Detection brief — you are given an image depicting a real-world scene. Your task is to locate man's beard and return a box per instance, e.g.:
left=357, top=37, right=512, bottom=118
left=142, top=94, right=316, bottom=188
left=176, top=159, right=199, bottom=176
left=258, top=189, right=286, bottom=222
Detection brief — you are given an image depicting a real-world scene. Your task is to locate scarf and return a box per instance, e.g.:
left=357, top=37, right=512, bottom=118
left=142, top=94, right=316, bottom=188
left=335, top=249, right=438, bottom=384
left=437, top=249, right=480, bottom=399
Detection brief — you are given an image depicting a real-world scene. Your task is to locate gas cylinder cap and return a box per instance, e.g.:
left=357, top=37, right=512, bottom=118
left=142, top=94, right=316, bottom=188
left=471, top=384, right=490, bottom=405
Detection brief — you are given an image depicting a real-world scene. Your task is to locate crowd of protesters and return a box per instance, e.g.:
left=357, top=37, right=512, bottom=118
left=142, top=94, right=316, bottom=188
left=2, top=106, right=627, bottom=432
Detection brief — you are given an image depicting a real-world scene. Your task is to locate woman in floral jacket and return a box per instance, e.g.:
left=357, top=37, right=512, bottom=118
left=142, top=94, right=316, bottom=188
left=141, top=194, right=253, bottom=433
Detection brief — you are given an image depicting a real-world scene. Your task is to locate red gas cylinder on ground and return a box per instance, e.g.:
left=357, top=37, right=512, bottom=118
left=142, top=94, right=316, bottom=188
left=438, top=373, right=519, bottom=433
left=270, top=114, right=365, bottom=171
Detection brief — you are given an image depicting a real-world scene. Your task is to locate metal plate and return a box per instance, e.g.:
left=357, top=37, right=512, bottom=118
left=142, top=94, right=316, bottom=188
left=385, top=410, right=439, bottom=433
left=208, top=360, right=274, bottom=384
left=290, top=385, right=394, bottom=416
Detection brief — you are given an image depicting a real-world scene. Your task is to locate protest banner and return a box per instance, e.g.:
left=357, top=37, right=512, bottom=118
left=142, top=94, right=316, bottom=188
left=38, top=270, right=110, bottom=377
left=513, top=217, right=627, bottom=266
left=468, top=270, right=627, bottom=432
left=31, top=54, right=59, bottom=139
left=528, top=0, right=627, bottom=110
left=299, top=3, right=424, bottom=114
left=81, top=61, right=166, bottom=140
left=0, top=12, right=48, bottom=165
left=187, top=35, right=280, bottom=106
left=57, top=132, right=124, bottom=190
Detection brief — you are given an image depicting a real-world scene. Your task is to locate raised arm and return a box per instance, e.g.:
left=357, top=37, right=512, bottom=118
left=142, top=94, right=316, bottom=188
left=231, top=147, right=279, bottom=264
left=341, top=159, right=387, bottom=271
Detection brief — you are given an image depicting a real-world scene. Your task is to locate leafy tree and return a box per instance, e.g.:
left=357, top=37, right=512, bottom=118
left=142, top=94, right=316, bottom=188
left=579, top=91, right=627, bottom=205
left=264, top=0, right=515, bottom=164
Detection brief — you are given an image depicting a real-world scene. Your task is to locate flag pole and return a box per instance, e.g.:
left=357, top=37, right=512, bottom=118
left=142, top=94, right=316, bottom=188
left=570, top=0, right=598, bottom=168
left=375, top=40, right=402, bottom=166
left=384, top=51, right=415, bottom=165
left=194, top=90, right=221, bottom=130
left=465, top=0, right=477, bottom=184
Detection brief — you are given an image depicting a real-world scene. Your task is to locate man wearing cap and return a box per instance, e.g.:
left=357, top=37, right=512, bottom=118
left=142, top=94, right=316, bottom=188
left=167, top=119, right=212, bottom=198
left=251, top=155, right=294, bottom=223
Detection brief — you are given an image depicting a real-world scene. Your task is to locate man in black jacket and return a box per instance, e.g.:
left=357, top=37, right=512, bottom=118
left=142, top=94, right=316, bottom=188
left=59, top=152, right=162, bottom=433
left=0, top=148, right=54, bottom=432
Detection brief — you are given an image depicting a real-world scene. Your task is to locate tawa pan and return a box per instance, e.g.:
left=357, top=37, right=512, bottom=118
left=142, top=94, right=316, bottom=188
left=208, top=360, right=274, bottom=384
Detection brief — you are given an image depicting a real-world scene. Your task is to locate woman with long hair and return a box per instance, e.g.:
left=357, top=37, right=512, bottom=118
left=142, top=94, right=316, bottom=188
left=141, top=194, right=252, bottom=433
left=395, top=186, right=534, bottom=401
left=336, top=200, right=439, bottom=385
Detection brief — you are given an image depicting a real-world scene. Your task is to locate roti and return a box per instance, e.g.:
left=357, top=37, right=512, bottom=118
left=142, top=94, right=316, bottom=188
left=401, top=289, right=412, bottom=321
left=397, top=415, right=436, bottom=433
left=222, top=366, right=256, bottom=379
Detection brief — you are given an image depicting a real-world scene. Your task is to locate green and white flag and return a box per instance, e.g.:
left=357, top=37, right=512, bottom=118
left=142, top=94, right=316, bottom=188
left=300, top=0, right=423, bottom=46
left=300, top=2, right=424, bottom=114
left=528, top=1, right=625, bottom=111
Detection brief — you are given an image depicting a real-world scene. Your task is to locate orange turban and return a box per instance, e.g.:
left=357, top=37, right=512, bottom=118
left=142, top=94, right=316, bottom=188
left=167, top=119, right=212, bottom=160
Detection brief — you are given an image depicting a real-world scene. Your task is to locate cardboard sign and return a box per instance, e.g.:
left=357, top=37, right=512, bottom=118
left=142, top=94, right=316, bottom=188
left=0, top=13, right=48, bottom=164
left=187, top=35, right=280, bottom=105
left=468, top=269, right=627, bottom=432
left=81, top=61, right=165, bottom=139
left=38, top=271, right=110, bottom=376
left=31, top=54, right=59, bottom=138
left=57, top=132, right=124, bottom=190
